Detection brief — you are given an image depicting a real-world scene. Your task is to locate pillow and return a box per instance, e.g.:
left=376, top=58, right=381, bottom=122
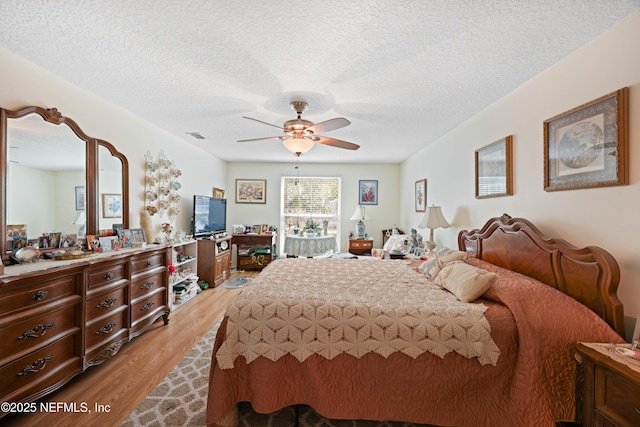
left=418, top=249, right=469, bottom=279
left=434, top=261, right=496, bottom=302
left=383, top=234, right=409, bottom=253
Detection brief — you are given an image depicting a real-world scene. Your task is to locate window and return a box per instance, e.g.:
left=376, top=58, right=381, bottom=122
left=280, top=176, right=341, bottom=254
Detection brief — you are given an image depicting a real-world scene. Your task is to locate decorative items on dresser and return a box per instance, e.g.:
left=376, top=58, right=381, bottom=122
left=233, top=233, right=277, bottom=270
left=0, top=245, right=170, bottom=417
left=574, top=342, right=640, bottom=427
left=197, top=236, right=232, bottom=286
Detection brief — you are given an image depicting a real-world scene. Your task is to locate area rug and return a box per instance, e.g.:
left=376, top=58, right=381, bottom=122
left=120, top=320, right=222, bottom=427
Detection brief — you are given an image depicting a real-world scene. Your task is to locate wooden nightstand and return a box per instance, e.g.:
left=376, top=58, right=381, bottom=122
left=574, top=342, right=640, bottom=427
left=348, top=239, right=373, bottom=256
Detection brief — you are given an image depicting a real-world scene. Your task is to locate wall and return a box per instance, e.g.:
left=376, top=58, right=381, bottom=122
left=400, top=11, right=640, bottom=337
left=0, top=48, right=227, bottom=242
left=226, top=162, right=401, bottom=255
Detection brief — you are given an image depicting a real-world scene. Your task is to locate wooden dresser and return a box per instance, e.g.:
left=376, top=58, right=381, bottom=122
left=574, top=342, right=640, bottom=427
left=233, top=233, right=276, bottom=271
left=0, top=245, right=170, bottom=415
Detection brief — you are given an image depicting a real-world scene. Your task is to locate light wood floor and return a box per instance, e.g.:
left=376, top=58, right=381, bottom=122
left=2, top=270, right=259, bottom=427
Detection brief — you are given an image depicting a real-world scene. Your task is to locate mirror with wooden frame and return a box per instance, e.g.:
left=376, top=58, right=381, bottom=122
left=1, top=106, right=129, bottom=263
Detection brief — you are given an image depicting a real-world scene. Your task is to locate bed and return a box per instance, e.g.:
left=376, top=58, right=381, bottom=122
left=206, top=214, right=625, bottom=427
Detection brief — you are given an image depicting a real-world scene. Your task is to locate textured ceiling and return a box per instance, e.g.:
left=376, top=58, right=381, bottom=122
left=1, top=1, right=639, bottom=164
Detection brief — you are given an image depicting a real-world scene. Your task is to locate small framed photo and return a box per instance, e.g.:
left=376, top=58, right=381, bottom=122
left=544, top=88, right=628, bottom=191
left=212, top=187, right=225, bottom=198
left=75, top=186, right=85, bottom=210
left=117, top=229, right=134, bottom=248
left=261, top=224, right=269, bottom=234
left=359, top=180, right=378, bottom=205
left=102, top=193, right=122, bottom=218
left=99, top=236, right=118, bottom=252
left=236, top=179, right=266, bottom=204
left=61, top=234, right=77, bottom=248
left=475, top=136, right=513, bottom=199
left=415, top=179, right=426, bottom=212
left=131, top=228, right=147, bottom=243
left=49, top=232, right=62, bottom=248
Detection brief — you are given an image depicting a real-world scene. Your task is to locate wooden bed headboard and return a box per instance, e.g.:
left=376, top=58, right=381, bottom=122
left=458, top=214, right=625, bottom=338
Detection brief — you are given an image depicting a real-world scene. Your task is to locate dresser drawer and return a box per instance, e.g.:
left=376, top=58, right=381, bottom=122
left=86, top=261, right=127, bottom=291
left=238, top=255, right=271, bottom=270
left=0, top=332, right=82, bottom=401
left=596, top=368, right=640, bottom=425
left=131, top=289, right=166, bottom=324
left=0, top=272, right=81, bottom=317
left=130, top=271, right=165, bottom=303
left=131, top=251, right=166, bottom=276
left=86, top=286, right=128, bottom=322
left=85, top=308, right=128, bottom=353
left=0, top=302, right=80, bottom=363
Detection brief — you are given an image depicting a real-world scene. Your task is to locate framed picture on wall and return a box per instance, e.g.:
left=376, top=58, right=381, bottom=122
left=102, top=193, right=122, bottom=218
left=75, top=186, right=85, bottom=210
left=475, top=136, right=513, bottom=199
left=359, top=180, right=378, bottom=205
left=544, top=88, right=628, bottom=191
left=415, top=179, right=426, bottom=212
left=236, top=179, right=266, bottom=204
left=212, top=187, right=225, bottom=198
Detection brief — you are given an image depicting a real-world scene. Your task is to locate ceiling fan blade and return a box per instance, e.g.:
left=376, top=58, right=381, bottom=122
left=237, top=136, right=283, bottom=142
left=307, top=117, right=350, bottom=134
left=315, top=136, right=360, bottom=150
left=243, top=116, right=284, bottom=130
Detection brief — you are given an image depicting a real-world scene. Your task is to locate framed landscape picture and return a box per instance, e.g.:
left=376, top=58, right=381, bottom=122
left=475, top=136, right=513, bottom=199
left=236, top=179, right=266, bottom=204
left=359, top=180, right=378, bottom=205
left=544, top=88, right=628, bottom=191
left=415, top=179, right=426, bottom=212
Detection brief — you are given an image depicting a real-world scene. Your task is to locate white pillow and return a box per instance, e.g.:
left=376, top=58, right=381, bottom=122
left=434, top=261, right=496, bottom=302
left=383, top=234, right=409, bottom=253
left=419, top=250, right=469, bottom=279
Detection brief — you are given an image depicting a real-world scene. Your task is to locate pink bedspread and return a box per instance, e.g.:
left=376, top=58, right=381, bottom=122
left=206, top=258, right=623, bottom=427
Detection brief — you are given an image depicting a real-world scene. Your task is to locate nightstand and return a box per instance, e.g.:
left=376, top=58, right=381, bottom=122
left=348, top=239, right=373, bottom=256
left=574, top=342, right=640, bottom=427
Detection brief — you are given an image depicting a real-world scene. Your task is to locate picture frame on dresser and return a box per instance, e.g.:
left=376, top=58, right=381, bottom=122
left=544, top=88, right=628, bottom=192
left=475, top=136, right=513, bottom=199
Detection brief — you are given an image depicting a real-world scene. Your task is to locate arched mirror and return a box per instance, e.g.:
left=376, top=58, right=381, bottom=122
left=1, top=106, right=129, bottom=262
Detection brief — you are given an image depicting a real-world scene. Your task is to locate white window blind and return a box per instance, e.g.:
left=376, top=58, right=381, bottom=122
left=280, top=176, right=341, bottom=249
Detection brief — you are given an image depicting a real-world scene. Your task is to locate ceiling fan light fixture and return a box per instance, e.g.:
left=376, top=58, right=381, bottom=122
left=283, top=138, right=314, bottom=156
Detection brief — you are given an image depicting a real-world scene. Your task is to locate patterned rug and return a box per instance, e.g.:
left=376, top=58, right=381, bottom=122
left=120, top=320, right=222, bottom=427
left=121, top=319, right=436, bottom=427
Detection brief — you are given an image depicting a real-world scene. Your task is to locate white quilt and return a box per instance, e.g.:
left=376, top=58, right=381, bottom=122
left=216, top=258, right=499, bottom=369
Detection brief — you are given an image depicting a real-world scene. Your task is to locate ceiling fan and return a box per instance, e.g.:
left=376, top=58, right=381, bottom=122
left=237, top=101, right=359, bottom=156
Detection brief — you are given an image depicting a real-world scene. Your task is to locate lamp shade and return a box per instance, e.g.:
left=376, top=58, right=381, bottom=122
left=349, top=205, right=370, bottom=221
left=283, top=138, right=314, bottom=155
left=418, top=205, right=450, bottom=230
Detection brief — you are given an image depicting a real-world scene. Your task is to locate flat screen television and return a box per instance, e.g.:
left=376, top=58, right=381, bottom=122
left=192, top=195, right=227, bottom=237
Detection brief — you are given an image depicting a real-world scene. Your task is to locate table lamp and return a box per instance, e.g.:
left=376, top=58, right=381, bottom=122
left=418, top=205, right=450, bottom=252
left=349, top=205, right=370, bottom=238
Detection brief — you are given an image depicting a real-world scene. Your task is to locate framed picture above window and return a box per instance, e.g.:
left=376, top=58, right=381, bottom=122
left=236, top=179, right=266, bottom=204
left=415, top=179, right=426, bottom=212
left=475, top=136, right=513, bottom=199
left=359, top=180, right=378, bottom=205
left=544, top=88, right=628, bottom=191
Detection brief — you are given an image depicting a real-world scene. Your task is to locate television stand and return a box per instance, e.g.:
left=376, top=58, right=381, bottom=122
left=197, top=236, right=232, bottom=287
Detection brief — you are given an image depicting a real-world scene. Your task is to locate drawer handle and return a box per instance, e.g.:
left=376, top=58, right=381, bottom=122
left=141, top=301, right=155, bottom=311
left=104, top=271, right=114, bottom=280
left=145, top=260, right=152, bottom=267
left=18, top=321, right=55, bottom=340
left=96, top=297, right=118, bottom=309
left=17, top=354, right=54, bottom=376
left=96, top=322, right=116, bottom=335
left=141, top=281, right=155, bottom=289
left=31, top=290, right=49, bottom=301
